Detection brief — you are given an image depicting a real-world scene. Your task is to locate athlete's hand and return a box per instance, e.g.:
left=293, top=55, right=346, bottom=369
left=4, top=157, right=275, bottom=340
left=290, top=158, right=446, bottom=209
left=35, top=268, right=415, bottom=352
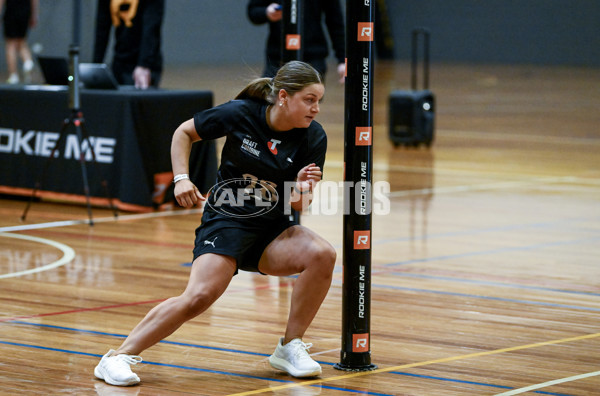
left=174, top=179, right=205, bottom=208
left=296, top=163, right=322, bottom=191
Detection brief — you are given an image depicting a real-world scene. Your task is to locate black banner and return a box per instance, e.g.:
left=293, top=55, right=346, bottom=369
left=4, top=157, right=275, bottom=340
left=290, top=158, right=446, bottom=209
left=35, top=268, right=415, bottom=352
left=0, top=87, right=216, bottom=211
left=336, top=0, right=377, bottom=371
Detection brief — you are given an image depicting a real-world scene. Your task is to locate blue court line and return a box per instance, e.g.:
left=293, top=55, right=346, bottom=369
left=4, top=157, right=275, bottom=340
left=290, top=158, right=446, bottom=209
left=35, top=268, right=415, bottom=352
left=387, top=272, right=600, bottom=298
left=6, top=321, right=273, bottom=357
left=0, top=339, right=391, bottom=395
left=375, top=216, right=600, bottom=246
left=383, top=236, right=599, bottom=269
left=370, top=283, right=600, bottom=312
left=1, top=322, right=579, bottom=395
left=390, top=371, right=574, bottom=396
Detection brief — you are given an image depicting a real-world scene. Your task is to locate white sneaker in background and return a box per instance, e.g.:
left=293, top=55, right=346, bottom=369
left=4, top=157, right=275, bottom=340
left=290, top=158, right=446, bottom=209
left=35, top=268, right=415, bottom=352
left=7, top=73, right=19, bottom=84
left=23, top=60, right=34, bottom=84
left=23, top=59, right=34, bottom=72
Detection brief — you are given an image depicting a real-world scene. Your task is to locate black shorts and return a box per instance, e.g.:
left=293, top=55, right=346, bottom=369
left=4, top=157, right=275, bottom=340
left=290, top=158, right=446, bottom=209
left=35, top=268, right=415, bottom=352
left=192, top=210, right=297, bottom=274
left=3, top=3, right=31, bottom=39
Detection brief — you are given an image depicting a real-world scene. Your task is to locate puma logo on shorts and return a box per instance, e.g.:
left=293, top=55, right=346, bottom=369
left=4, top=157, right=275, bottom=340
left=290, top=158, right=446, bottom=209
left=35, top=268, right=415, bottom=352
left=204, top=237, right=218, bottom=248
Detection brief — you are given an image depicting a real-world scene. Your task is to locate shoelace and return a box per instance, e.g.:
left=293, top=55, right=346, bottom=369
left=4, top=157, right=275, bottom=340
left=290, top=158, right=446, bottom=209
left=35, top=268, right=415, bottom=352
left=293, top=341, right=313, bottom=360
left=114, top=354, right=143, bottom=365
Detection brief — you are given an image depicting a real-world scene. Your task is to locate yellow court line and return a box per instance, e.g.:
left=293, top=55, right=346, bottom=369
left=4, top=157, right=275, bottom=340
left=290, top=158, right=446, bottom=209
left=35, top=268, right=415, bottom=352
left=493, top=370, right=600, bottom=395
left=228, top=332, right=600, bottom=395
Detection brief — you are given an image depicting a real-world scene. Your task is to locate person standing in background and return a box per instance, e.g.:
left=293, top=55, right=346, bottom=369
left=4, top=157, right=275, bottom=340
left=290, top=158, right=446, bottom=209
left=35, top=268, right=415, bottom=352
left=1, top=0, right=38, bottom=84
left=247, top=0, right=346, bottom=83
left=93, top=0, right=164, bottom=89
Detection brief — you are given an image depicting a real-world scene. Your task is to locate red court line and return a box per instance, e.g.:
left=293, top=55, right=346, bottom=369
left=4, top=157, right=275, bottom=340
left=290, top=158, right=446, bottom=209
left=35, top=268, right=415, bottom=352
left=0, top=299, right=167, bottom=323
left=0, top=281, right=295, bottom=323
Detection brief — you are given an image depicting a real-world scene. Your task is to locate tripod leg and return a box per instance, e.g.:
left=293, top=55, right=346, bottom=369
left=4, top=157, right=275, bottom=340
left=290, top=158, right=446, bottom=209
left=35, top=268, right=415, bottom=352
left=22, top=110, right=119, bottom=225
left=77, top=113, right=119, bottom=219
left=21, top=181, right=40, bottom=222
left=21, top=117, right=70, bottom=221
left=73, top=117, right=94, bottom=226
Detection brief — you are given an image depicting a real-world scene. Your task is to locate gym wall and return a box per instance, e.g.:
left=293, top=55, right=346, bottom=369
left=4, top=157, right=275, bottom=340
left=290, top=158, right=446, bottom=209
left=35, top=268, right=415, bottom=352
left=0, top=0, right=598, bottom=71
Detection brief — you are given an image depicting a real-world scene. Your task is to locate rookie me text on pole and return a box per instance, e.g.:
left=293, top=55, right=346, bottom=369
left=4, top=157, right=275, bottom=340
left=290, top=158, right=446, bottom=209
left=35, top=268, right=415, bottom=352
left=362, top=57, right=370, bottom=111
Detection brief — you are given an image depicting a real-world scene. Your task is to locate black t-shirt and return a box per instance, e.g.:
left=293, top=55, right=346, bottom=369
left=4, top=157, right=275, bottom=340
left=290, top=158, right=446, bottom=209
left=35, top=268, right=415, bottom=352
left=193, top=98, right=327, bottom=222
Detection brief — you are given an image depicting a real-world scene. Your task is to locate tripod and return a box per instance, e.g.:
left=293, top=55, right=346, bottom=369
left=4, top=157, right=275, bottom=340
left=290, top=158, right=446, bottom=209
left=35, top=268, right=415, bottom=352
left=21, top=9, right=118, bottom=225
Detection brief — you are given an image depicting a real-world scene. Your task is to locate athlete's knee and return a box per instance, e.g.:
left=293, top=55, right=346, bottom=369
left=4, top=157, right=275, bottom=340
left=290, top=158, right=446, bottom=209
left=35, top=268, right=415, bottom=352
left=322, top=242, right=337, bottom=267
left=179, top=289, right=219, bottom=319
left=308, top=241, right=336, bottom=276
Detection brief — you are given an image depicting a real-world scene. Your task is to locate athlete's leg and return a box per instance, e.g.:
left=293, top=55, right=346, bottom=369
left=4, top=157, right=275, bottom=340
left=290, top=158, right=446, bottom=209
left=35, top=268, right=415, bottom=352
left=114, top=253, right=237, bottom=355
left=258, top=225, right=336, bottom=344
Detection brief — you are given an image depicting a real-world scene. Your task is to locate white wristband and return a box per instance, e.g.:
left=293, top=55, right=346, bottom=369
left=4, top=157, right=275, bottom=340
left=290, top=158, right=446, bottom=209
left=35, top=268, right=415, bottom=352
left=294, top=185, right=311, bottom=195
left=173, top=174, right=190, bottom=183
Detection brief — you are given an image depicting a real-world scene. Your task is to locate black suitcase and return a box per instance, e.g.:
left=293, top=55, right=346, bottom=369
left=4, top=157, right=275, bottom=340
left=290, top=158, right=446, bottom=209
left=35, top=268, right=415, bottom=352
left=389, top=28, right=435, bottom=148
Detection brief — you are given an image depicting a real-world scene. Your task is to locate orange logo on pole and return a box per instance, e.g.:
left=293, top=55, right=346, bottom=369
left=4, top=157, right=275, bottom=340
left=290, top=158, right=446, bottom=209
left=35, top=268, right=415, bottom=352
left=354, top=230, right=371, bottom=250
left=352, top=333, right=369, bottom=352
left=355, top=127, right=372, bottom=146
left=286, top=34, right=301, bottom=50
left=357, top=22, right=374, bottom=41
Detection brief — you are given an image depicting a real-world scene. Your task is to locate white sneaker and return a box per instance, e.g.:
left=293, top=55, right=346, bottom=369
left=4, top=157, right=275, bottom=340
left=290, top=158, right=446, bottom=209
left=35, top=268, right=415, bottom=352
left=94, top=349, right=143, bottom=386
left=23, top=60, right=34, bottom=84
left=23, top=59, right=34, bottom=72
left=269, top=337, right=322, bottom=378
left=7, top=73, right=19, bottom=84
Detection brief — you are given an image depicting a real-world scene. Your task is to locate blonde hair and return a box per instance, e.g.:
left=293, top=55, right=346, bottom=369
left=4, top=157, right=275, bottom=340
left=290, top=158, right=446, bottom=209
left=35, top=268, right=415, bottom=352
left=235, top=61, right=323, bottom=103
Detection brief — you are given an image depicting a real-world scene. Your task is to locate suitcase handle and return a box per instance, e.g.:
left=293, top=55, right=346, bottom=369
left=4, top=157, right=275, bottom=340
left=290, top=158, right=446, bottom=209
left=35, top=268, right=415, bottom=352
left=411, top=28, right=430, bottom=90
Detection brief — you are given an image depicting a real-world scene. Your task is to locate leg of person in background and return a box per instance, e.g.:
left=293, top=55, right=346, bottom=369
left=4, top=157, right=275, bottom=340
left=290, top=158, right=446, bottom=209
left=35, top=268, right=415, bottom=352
left=306, top=58, right=327, bottom=82
left=19, top=39, right=34, bottom=83
left=263, top=55, right=280, bottom=78
left=5, top=38, right=20, bottom=84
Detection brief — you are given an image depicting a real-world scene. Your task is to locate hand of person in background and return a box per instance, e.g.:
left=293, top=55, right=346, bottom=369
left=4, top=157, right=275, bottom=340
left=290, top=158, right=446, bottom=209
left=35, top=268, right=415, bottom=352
left=133, top=66, right=151, bottom=89
left=266, top=3, right=282, bottom=22
left=337, top=62, right=346, bottom=84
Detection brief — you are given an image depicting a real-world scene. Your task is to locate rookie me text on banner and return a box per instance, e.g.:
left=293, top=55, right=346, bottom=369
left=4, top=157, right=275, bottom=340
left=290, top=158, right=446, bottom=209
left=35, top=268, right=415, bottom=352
left=0, top=128, right=116, bottom=163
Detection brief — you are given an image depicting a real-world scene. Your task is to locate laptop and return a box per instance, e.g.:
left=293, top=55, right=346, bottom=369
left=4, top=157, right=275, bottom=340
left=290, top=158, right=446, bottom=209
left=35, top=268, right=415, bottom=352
left=37, top=56, right=70, bottom=85
left=78, top=63, right=120, bottom=90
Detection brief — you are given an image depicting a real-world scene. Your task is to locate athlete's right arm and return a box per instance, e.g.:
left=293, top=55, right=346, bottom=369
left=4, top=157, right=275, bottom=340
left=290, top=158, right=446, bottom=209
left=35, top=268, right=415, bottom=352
left=171, top=119, right=205, bottom=208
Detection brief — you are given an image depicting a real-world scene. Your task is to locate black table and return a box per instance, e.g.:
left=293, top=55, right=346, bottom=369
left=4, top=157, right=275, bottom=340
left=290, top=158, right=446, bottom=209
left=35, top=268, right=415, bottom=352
left=0, top=85, right=217, bottom=211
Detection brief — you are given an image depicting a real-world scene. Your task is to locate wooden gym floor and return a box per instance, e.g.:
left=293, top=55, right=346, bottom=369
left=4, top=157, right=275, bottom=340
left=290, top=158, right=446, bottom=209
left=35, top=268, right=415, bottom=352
left=1, top=61, right=599, bottom=395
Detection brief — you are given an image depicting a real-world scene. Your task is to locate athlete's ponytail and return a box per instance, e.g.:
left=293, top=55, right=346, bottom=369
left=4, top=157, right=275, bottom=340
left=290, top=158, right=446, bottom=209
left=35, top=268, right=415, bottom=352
left=235, top=77, right=272, bottom=102
left=235, top=61, right=323, bottom=103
